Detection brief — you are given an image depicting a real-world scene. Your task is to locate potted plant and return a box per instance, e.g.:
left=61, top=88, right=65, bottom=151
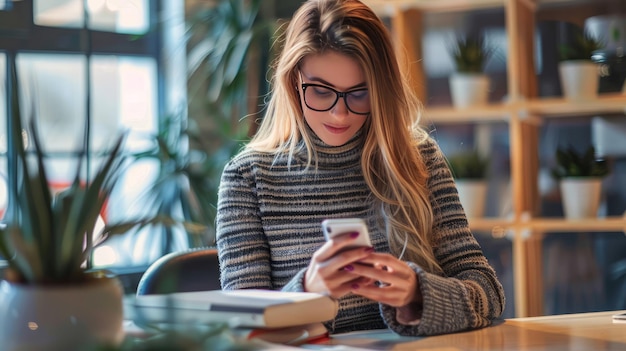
left=558, top=30, right=605, bottom=100
left=0, top=59, right=140, bottom=350
left=177, top=0, right=271, bottom=245
left=552, top=145, right=609, bottom=219
left=448, top=34, right=494, bottom=108
left=446, top=150, right=490, bottom=218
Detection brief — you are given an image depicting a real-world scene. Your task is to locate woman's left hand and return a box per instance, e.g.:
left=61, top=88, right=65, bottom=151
left=348, top=252, right=422, bottom=308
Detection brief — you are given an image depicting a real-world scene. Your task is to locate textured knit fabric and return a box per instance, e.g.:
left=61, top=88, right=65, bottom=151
left=216, top=129, right=505, bottom=336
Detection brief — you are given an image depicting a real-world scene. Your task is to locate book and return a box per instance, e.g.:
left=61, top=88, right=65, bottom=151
left=128, top=289, right=338, bottom=329
left=237, top=322, right=329, bottom=345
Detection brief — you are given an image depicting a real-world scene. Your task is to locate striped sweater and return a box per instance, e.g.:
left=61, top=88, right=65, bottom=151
left=216, top=131, right=505, bottom=336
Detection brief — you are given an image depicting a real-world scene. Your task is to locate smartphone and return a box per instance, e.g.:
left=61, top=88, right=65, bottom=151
left=322, top=218, right=372, bottom=250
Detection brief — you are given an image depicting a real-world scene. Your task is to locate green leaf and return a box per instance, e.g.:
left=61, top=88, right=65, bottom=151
left=5, top=226, right=43, bottom=282
left=552, top=145, right=609, bottom=179
left=559, top=30, right=605, bottom=61
left=446, top=150, right=489, bottom=179
left=449, top=35, right=493, bottom=73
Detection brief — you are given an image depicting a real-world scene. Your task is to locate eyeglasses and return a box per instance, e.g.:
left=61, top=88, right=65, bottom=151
left=300, top=77, right=370, bottom=115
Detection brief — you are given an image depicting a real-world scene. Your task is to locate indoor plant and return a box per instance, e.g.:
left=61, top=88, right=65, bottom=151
left=558, top=30, right=604, bottom=100
left=166, top=0, right=271, bottom=248
left=446, top=150, right=490, bottom=218
left=0, top=58, right=136, bottom=350
left=552, top=145, right=610, bottom=219
left=448, top=34, right=494, bottom=108
left=130, top=114, right=216, bottom=257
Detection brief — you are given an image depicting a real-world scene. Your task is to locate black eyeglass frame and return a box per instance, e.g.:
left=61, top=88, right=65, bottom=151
left=300, top=83, right=370, bottom=115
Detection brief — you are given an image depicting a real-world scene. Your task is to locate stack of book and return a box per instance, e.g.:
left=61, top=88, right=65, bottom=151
left=127, top=289, right=339, bottom=345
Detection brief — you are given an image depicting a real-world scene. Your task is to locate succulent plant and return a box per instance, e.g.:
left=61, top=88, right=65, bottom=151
left=552, top=145, right=609, bottom=179
left=449, top=35, right=494, bottom=73
left=446, top=150, right=489, bottom=180
left=559, top=31, right=605, bottom=61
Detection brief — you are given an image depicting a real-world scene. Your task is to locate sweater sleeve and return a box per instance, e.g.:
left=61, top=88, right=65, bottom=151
left=216, top=156, right=273, bottom=290
left=380, top=138, right=505, bottom=336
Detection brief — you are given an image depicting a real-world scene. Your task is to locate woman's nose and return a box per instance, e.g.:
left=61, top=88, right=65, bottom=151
left=331, top=97, right=350, bottom=117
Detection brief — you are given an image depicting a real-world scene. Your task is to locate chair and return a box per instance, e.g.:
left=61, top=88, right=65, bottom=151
left=136, top=247, right=221, bottom=295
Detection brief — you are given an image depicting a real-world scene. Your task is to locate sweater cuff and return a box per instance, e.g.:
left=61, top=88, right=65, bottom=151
left=280, top=268, right=307, bottom=292
left=395, top=301, right=423, bottom=325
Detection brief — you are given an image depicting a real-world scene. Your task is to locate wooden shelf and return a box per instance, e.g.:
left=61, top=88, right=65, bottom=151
left=423, top=104, right=511, bottom=124
left=380, top=0, right=624, bottom=318
left=524, top=216, right=626, bottom=233
left=526, top=93, right=626, bottom=117
left=423, top=93, right=626, bottom=124
left=362, top=0, right=604, bottom=16
left=468, top=216, right=626, bottom=235
left=361, top=0, right=507, bottom=15
left=468, top=217, right=515, bottom=230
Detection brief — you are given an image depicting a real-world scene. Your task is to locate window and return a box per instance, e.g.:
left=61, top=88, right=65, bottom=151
left=34, top=0, right=149, bottom=33
left=0, top=0, right=188, bottom=274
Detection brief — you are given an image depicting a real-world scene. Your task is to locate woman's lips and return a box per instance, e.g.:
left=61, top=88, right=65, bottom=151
left=325, top=124, right=350, bottom=134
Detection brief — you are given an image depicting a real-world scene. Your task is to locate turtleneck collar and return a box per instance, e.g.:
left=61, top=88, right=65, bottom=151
left=295, top=123, right=364, bottom=169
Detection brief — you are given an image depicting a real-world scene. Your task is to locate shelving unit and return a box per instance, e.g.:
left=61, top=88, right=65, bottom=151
left=363, top=0, right=626, bottom=317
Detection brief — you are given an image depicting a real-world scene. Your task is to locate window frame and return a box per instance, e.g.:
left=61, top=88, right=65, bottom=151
left=0, top=0, right=176, bottom=286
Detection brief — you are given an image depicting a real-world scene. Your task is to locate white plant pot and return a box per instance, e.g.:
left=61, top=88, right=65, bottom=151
left=0, top=275, right=125, bottom=350
left=449, top=73, right=490, bottom=108
left=455, top=179, right=488, bottom=218
left=559, top=177, right=603, bottom=219
left=558, top=61, right=599, bottom=100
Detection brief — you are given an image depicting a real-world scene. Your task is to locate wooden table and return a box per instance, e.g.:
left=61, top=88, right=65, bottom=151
left=314, top=310, right=626, bottom=351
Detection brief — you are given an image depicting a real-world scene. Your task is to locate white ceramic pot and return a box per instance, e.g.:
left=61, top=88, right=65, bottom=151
left=455, top=179, right=488, bottom=218
left=558, top=61, right=599, bottom=100
left=559, top=177, right=603, bottom=219
left=0, top=274, right=125, bottom=351
left=449, top=73, right=490, bottom=108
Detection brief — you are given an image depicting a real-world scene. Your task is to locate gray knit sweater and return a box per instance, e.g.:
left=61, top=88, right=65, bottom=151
left=216, top=131, right=505, bottom=336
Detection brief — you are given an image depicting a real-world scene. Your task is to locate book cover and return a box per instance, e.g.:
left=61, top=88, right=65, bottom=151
left=237, top=322, right=329, bottom=345
left=129, top=289, right=338, bottom=328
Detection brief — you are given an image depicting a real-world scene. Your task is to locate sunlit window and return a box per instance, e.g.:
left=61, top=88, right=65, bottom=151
left=34, top=0, right=149, bottom=33
left=3, top=53, right=155, bottom=179
left=0, top=1, right=187, bottom=274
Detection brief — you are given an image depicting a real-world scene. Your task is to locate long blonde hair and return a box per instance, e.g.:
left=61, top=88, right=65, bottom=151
left=246, top=0, right=441, bottom=273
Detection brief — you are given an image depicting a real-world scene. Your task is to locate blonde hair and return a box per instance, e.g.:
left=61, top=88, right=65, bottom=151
left=246, top=0, right=441, bottom=273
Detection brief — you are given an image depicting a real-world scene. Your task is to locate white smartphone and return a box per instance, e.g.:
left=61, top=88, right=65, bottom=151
left=322, top=218, right=372, bottom=250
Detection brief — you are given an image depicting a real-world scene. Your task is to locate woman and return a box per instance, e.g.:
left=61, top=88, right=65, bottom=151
left=216, top=0, right=504, bottom=336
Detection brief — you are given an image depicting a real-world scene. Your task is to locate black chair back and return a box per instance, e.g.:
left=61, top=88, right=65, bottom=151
left=136, top=247, right=220, bottom=295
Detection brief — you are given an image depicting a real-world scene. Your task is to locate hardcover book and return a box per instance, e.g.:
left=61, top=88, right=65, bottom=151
left=128, top=289, right=339, bottom=329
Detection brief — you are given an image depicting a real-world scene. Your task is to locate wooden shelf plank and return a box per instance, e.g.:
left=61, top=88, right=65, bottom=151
left=362, top=0, right=598, bottom=15
left=423, top=93, right=626, bottom=123
left=525, top=217, right=626, bottom=233
left=362, top=0, right=506, bottom=15
left=423, top=104, right=511, bottom=123
left=527, top=93, right=626, bottom=117
left=466, top=216, right=626, bottom=234
left=468, top=218, right=515, bottom=231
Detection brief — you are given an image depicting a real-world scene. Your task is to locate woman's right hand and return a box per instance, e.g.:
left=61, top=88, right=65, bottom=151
left=303, top=231, right=375, bottom=299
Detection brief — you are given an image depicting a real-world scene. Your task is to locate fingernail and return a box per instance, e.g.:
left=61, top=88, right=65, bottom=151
left=364, top=247, right=374, bottom=253
left=343, top=265, right=354, bottom=271
left=350, top=232, right=360, bottom=238
left=351, top=283, right=360, bottom=290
